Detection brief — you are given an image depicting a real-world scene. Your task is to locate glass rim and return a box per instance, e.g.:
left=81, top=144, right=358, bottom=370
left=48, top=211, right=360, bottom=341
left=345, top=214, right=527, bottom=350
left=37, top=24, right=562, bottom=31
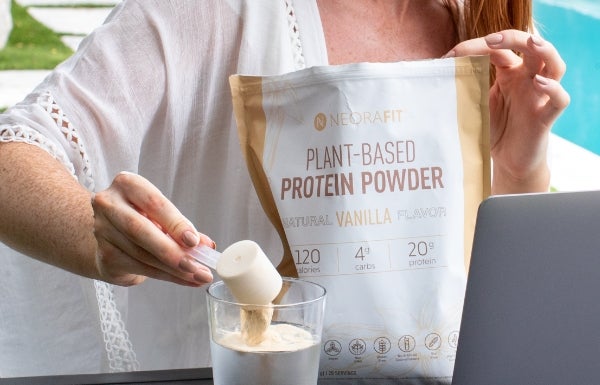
left=206, top=277, right=326, bottom=308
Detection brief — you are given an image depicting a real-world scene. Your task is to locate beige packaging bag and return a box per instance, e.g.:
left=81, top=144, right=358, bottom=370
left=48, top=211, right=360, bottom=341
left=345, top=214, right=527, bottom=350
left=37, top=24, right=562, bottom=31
left=230, top=56, right=490, bottom=383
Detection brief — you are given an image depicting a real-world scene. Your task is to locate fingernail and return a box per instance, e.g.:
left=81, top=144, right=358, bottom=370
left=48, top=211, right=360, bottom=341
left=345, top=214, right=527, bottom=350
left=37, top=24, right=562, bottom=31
left=530, top=34, right=543, bottom=46
left=179, top=257, right=202, bottom=274
left=180, top=258, right=213, bottom=282
left=485, top=33, right=503, bottom=45
left=535, top=74, right=549, bottom=86
left=199, top=233, right=216, bottom=249
left=194, top=268, right=213, bottom=283
left=442, top=50, right=456, bottom=58
left=182, top=230, right=200, bottom=247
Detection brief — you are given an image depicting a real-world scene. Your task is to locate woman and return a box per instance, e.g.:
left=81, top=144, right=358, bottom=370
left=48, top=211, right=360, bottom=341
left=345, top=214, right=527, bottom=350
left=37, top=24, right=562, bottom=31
left=0, top=0, right=568, bottom=379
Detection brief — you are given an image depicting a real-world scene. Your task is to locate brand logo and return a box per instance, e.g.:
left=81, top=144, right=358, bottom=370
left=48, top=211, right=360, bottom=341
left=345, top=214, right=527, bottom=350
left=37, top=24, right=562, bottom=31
left=313, top=109, right=403, bottom=131
left=314, top=112, right=327, bottom=131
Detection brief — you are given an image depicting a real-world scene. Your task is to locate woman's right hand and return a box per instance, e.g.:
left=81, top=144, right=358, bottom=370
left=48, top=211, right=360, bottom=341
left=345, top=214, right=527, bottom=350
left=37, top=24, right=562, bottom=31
left=91, top=172, right=214, bottom=287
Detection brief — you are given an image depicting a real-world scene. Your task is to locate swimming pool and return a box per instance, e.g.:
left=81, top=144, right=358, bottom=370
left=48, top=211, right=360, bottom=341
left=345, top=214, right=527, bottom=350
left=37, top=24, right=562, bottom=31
left=534, top=0, right=600, bottom=155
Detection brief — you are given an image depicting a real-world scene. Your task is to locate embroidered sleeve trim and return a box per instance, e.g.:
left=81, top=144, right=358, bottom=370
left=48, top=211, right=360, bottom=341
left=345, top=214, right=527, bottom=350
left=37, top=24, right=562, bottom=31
left=0, top=122, right=77, bottom=176
left=39, top=91, right=96, bottom=192
left=285, top=0, right=306, bottom=71
left=0, top=90, right=139, bottom=372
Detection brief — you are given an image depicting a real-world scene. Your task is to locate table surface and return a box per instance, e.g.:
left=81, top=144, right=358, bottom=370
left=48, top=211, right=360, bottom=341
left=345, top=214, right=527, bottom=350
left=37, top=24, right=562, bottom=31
left=0, top=368, right=213, bottom=385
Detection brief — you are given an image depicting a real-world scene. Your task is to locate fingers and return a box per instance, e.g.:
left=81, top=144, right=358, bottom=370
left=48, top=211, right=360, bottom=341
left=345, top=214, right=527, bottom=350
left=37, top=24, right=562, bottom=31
left=533, top=74, right=571, bottom=127
left=446, top=29, right=569, bottom=128
left=95, top=239, right=206, bottom=287
left=485, top=31, right=542, bottom=76
left=92, top=171, right=215, bottom=286
left=113, top=172, right=203, bottom=248
left=486, top=31, right=566, bottom=81
left=94, top=211, right=213, bottom=286
left=527, top=34, right=565, bottom=81
left=444, top=33, right=524, bottom=71
left=446, top=29, right=566, bottom=81
left=477, top=32, right=570, bottom=127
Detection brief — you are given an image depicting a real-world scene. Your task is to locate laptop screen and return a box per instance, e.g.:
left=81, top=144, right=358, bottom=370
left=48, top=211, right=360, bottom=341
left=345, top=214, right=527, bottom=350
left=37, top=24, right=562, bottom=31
left=452, top=190, right=600, bottom=385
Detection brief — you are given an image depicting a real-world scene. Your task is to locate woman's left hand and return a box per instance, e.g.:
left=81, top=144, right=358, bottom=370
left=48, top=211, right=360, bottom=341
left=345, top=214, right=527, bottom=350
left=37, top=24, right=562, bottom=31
left=446, top=29, right=570, bottom=194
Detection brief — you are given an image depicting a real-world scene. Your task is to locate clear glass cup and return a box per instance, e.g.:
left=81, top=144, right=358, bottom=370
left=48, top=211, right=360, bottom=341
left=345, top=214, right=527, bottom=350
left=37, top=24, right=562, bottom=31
left=207, top=277, right=326, bottom=385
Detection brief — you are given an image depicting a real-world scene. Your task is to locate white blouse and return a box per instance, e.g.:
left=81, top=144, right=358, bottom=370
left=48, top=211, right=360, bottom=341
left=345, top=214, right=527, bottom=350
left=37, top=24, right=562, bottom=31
left=0, top=0, right=328, bottom=376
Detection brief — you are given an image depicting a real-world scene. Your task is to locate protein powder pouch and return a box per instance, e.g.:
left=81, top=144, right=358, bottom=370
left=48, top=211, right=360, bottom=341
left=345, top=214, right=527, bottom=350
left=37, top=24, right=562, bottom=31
left=230, top=55, right=491, bottom=383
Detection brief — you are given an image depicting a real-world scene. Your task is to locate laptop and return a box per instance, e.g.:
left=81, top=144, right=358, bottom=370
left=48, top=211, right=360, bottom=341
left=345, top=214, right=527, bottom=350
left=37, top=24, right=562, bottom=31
left=452, top=190, right=600, bottom=385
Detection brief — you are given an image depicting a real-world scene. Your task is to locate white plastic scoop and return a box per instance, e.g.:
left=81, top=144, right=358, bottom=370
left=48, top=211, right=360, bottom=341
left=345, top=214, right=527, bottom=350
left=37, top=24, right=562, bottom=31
left=187, top=243, right=221, bottom=270
left=189, top=240, right=283, bottom=305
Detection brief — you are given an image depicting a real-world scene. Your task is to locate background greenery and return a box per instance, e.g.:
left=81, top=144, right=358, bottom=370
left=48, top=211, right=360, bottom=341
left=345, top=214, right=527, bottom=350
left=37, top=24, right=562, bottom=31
left=0, top=0, right=73, bottom=70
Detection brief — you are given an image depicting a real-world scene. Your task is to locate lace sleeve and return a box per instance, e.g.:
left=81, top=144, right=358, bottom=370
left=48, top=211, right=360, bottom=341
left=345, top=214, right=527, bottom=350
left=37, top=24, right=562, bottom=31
left=0, top=91, right=94, bottom=192
left=0, top=91, right=139, bottom=372
left=40, top=92, right=96, bottom=191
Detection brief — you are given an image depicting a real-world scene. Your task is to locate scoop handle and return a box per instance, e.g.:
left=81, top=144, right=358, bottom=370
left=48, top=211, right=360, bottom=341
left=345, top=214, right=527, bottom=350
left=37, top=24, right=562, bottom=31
left=188, top=244, right=220, bottom=270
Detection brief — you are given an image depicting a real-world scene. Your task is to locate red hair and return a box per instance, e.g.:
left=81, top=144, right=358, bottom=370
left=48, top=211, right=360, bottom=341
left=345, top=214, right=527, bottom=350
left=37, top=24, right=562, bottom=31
left=464, top=0, right=533, bottom=39
left=444, top=0, right=533, bottom=81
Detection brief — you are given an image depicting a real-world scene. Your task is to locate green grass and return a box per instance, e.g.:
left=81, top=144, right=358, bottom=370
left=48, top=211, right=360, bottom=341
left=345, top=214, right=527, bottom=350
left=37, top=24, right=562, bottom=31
left=0, top=0, right=74, bottom=70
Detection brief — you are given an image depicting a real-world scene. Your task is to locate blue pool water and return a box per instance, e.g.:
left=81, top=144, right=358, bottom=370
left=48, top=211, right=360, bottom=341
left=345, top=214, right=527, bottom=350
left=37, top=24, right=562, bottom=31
left=534, top=0, right=600, bottom=155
